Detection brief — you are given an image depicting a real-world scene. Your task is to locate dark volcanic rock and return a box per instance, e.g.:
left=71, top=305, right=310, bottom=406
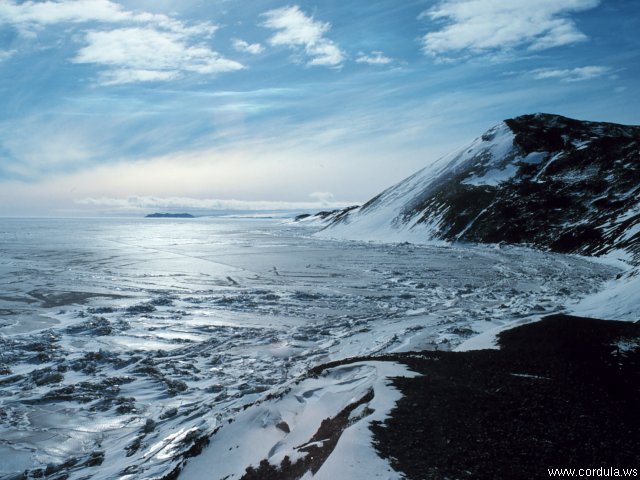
left=369, top=315, right=640, bottom=480
left=297, top=205, right=360, bottom=225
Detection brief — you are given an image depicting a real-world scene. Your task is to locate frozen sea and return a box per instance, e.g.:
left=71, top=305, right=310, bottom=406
left=0, top=217, right=620, bottom=479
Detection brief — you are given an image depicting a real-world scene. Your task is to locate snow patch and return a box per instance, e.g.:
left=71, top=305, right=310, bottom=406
left=614, top=338, right=640, bottom=355
left=571, top=272, right=640, bottom=321
left=454, top=316, right=544, bottom=352
left=462, top=163, right=519, bottom=187
left=180, top=361, right=417, bottom=480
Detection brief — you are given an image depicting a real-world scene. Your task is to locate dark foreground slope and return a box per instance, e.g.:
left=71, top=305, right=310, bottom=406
left=371, top=315, right=640, bottom=480
left=223, top=315, right=639, bottom=480
left=322, top=114, right=640, bottom=263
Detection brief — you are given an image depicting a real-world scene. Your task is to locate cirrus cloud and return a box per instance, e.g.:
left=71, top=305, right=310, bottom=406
left=355, top=51, right=392, bottom=66
left=530, top=65, right=611, bottom=82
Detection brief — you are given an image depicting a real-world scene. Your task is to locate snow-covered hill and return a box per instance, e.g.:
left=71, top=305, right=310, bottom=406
left=320, top=113, right=640, bottom=264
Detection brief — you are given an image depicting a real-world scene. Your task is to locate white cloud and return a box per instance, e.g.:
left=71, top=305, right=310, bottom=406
left=0, top=0, right=241, bottom=84
left=0, top=0, right=215, bottom=35
left=232, top=38, right=265, bottom=55
left=420, top=0, right=600, bottom=60
left=0, top=0, right=132, bottom=24
left=530, top=65, right=610, bottom=82
left=73, top=28, right=243, bottom=85
left=0, top=49, right=16, bottom=61
left=261, top=5, right=344, bottom=67
left=98, top=68, right=179, bottom=85
left=306, top=41, right=344, bottom=67
left=355, top=51, right=392, bottom=66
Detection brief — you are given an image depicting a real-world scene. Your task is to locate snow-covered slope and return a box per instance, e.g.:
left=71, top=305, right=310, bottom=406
left=321, top=113, right=640, bottom=264
left=180, top=361, right=417, bottom=480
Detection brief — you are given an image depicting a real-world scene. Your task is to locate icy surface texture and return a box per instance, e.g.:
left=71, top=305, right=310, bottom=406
left=0, top=217, right=619, bottom=479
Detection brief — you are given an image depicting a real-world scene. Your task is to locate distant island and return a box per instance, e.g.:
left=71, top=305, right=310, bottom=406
left=145, top=213, right=195, bottom=218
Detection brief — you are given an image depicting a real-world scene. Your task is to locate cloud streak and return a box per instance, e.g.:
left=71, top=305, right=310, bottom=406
left=262, top=5, right=344, bottom=67
left=420, top=0, right=601, bottom=60
left=529, top=65, right=611, bottom=82
left=232, top=38, right=265, bottom=55
left=355, top=51, right=392, bottom=65
left=0, top=49, right=16, bottom=61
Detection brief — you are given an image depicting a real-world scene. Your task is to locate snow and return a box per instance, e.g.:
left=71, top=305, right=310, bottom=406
left=462, top=151, right=546, bottom=186
left=454, top=327, right=501, bottom=351
left=454, top=316, right=543, bottom=352
left=457, top=256, right=639, bottom=353
left=614, top=338, right=640, bottom=355
left=534, top=151, right=564, bottom=181
left=571, top=271, right=640, bottom=321
left=462, top=163, right=519, bottom=187
left=520, top=152, right=547, bottom=165
left=573, top=139, right=591, bottom=150
left=621, top=222, right=640, bottom=242
left=616, top=202, right=640, bottom=222
left=0, top=217, right=634, bottom=480
left=181, top=361, right=417, bottom=480
left=318, top=123, right=517, bottom=244
left=510, top=373, right=551, bottom=380
left=310, top=362, right=417, bottom=480
left=316, top=204, right=447, bottom=245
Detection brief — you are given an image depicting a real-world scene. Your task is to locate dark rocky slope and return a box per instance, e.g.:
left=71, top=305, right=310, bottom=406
left=371, top=315, right=640, bottom=480
left=322, top=114, right=640, bottom=263
left=225, top=315, right=640, bottom=480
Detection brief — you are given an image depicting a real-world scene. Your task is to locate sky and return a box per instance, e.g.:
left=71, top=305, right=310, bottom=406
left=0, top=0, right=638, bottom=216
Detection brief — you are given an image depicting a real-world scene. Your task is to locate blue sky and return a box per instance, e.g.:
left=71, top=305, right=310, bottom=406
left=0, top=0, right=638, bottom=215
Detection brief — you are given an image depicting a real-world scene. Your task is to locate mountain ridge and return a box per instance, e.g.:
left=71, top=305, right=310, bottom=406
left=319, top=113, right=640, bottom=265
